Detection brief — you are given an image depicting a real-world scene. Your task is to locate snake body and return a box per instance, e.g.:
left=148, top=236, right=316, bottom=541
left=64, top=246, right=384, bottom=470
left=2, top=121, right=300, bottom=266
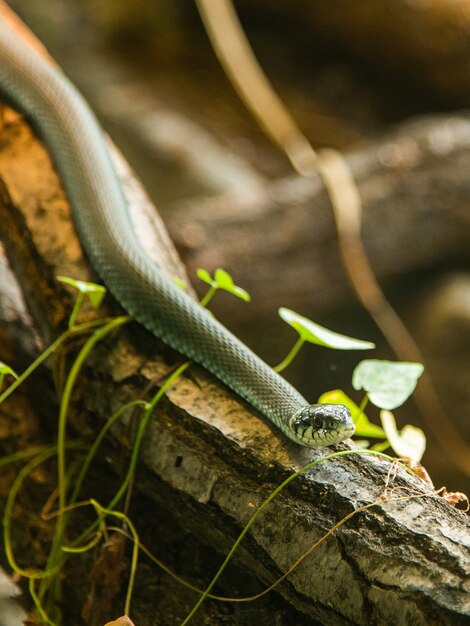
left=0, top=21, right=354, bottom=447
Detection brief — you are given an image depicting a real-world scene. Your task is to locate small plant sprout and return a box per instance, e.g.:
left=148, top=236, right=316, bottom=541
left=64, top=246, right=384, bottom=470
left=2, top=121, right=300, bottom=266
left=275, top=308, right=375, bottom=373
left=57, top=276, right=107, bottom=328
left=197, top=268, right=251, bottom=308
left=0, top=362, right=18, bottom=393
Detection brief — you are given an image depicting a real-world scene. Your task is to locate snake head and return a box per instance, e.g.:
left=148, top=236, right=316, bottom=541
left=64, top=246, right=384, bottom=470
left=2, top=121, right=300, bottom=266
left=289, top=404, right=355, bottom=448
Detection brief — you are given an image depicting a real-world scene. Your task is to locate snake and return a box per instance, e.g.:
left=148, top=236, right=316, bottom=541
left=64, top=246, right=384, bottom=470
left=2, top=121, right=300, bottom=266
left=0, top=19, right=355, bottom=448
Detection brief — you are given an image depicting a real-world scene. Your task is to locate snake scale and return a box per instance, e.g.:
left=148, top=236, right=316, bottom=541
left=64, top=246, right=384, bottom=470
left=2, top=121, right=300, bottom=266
left=0, top=20, right=354, bottom=447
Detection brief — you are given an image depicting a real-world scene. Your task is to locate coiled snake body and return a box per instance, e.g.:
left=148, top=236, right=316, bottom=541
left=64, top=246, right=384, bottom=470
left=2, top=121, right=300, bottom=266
left=0, top=21, right=354, bottom=448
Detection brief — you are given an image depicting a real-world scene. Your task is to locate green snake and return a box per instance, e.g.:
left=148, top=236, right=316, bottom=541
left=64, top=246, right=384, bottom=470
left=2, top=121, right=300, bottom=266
left=0, top=20, right=354, bottom=448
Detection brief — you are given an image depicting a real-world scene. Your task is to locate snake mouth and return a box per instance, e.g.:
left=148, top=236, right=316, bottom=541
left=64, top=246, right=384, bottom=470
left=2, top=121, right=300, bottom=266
left=289, top=404, right=355, bottom=448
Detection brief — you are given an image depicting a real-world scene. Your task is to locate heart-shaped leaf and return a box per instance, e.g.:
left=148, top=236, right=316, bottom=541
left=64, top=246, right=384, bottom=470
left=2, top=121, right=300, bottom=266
left=352, top=360, right=424, bottom=409
left=0, top=362, right=18, bottom=379
left=57, top=276, right=106, bottom=308
left=279, top=308, right=375, bottom=350
left=214, top=268, right=234, bottom=290
left=214, top=268, right=250, bottom=301
left=196, top=268, right=215, bottom=287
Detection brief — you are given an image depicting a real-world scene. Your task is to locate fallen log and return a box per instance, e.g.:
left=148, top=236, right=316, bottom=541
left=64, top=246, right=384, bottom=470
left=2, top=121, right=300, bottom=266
left=170, top=113, right=470, bottom=326
left=0, top=100, right=469, bottom=625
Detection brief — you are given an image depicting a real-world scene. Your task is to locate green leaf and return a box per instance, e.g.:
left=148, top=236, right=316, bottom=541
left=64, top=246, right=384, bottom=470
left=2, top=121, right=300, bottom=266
left=319, top=389, right=386, bottom=438
left=228, top=285, right=251, bottom=302
left=0, top=362, right=18, bottom=379
left=380, top=410, right=426, bottom=462
left=57, top=276, right=106, bottom=308
left=352, top=360, right=424, bottom=410
left=196, top=268, right=215, bottom=287
left=214, top=268, right=251, bottom=301
left=197, top=268, right=251, bottom=302
left=370, top=440, right=391, bottom=453
left=214, top=268, right=234, bottom=290
left=278, top=308, right=375, bottom=350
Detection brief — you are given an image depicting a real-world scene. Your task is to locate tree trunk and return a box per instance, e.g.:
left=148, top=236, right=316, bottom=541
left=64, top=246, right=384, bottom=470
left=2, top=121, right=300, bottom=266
left=0, top=100, right=469, bottom=626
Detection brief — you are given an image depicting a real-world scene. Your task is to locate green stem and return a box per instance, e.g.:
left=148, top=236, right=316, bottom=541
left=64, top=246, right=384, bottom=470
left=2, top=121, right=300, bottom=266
left=55, top=317, right=129, bottom=540
left=61, top=530, right=103, bottom=554
left=69, top=399, right=148, bottom=506
left=90, top=500, right=140, bottom=616
left=68, top=292, right=84, bottom=329
left=68, top=361, right=192, bottom=552
left=198, top=285, right=218, bottom=308
left=0, top=331, right=71, bottom=405
left=109, top=361, right=191, bottom=510
left=2, top=443, right=81, bottom=580
left=0, top=317, right=123, bottom=406
left=273, top=337, right=304, bottom=373
left=353, top=393, right=370, bottom=423
left=0, top=442, right=83, bottom=470
left=370, top=440, right=391, bottom=452
left=29, top=578, right=57, bottom=626
left=358, top=394, right=369, bottom=415
left=38, top=316, right=129, bottom=604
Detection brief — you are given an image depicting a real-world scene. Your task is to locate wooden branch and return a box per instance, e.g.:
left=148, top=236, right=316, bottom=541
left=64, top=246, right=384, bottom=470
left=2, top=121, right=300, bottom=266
left=169, top=113, right=470, bottom=325
left=0, top=102, right=469, bottom=625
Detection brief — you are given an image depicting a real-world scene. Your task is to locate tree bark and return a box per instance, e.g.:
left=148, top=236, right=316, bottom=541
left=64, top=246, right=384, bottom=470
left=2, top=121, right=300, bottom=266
left=0, top=103, right=469, bottom=626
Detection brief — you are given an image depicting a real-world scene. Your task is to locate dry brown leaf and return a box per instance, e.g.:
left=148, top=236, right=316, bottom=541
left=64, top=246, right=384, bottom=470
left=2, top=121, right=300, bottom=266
left=82, top=533, right=127, bottom=626
left=440, top=489, right=469, bottom=511
left=402, top=459, right=435, bottom=489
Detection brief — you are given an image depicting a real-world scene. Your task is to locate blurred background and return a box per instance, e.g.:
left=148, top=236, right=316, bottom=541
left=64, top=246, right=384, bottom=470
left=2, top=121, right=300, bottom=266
left=6, top=0, right=470, bottom=491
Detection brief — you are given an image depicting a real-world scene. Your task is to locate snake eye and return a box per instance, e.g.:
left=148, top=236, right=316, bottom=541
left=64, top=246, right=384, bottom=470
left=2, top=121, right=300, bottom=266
left=313, top=414, right=324, bottom=429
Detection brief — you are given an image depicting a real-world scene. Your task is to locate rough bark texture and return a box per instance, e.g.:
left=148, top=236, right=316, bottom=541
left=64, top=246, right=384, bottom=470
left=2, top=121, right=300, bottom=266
left=0, top=106, right=469, bottom=626
left=169, top=113, right=470, bottom=325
